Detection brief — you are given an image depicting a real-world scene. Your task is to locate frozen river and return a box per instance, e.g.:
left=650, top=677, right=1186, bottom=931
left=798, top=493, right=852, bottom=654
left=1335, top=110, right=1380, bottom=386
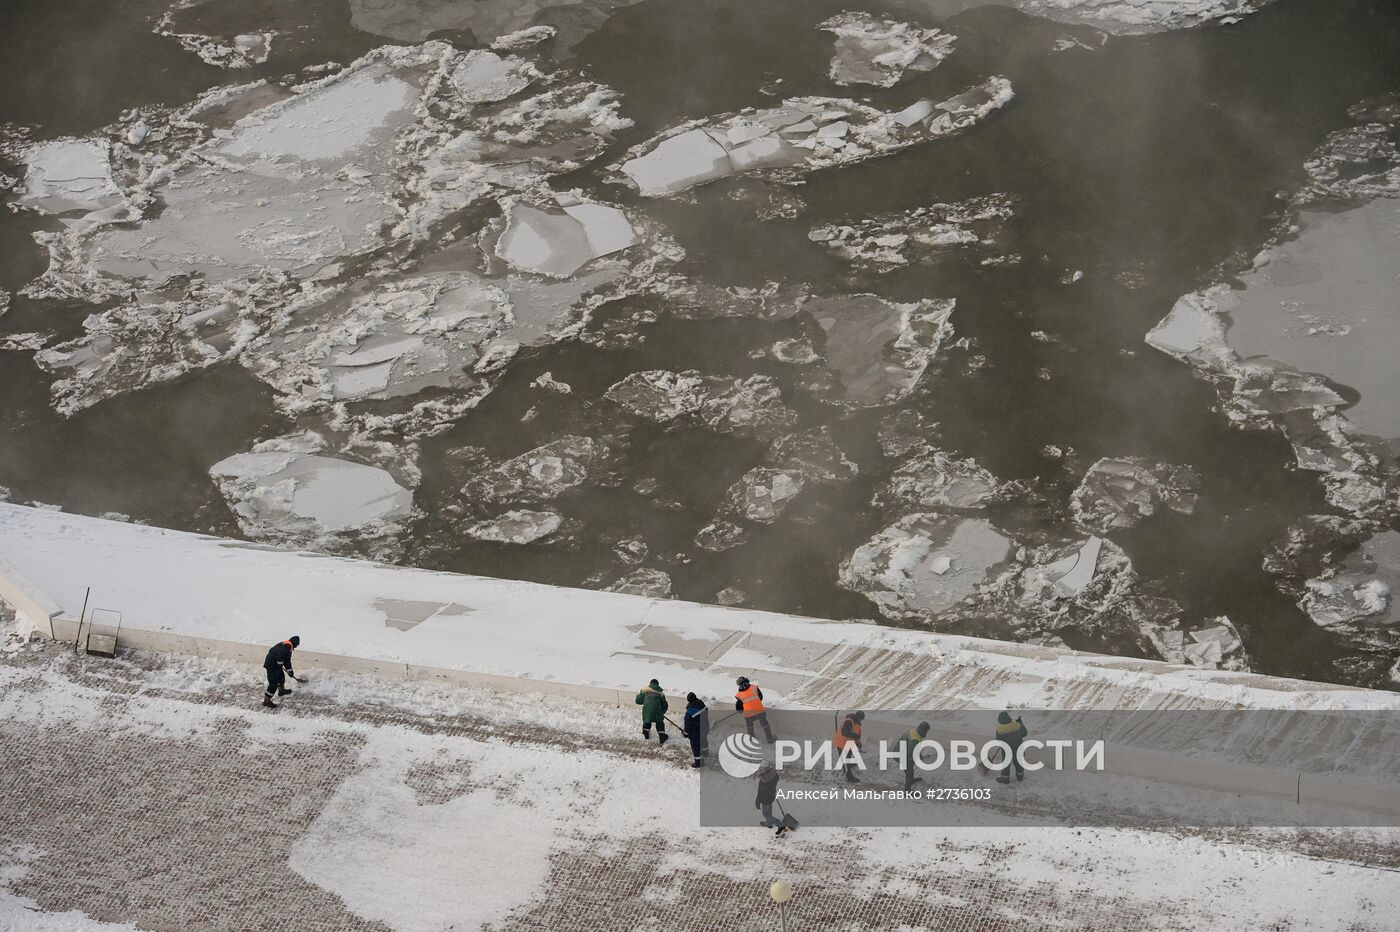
left=1, top=0, right=1398, bottom=688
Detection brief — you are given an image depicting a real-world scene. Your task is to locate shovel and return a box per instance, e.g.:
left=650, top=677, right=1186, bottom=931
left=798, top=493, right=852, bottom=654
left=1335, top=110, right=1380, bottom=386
left=776, top=801, right=799, bottom=832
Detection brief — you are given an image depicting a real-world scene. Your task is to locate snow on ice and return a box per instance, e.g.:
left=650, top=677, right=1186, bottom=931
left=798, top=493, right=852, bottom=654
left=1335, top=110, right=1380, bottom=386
left=605, top=371, right=798, bottom=440
left=876, top=449, right=1001, bottom=511
left=605, top=567, right=674, bottom=598
left=809, top=194, right=1016, bottom=272
left=839, top=514, right=1015, bottom=621
left=1071, top=457, right=1199, bottom=533
left=210, top=447, right=415, bottom=547
left=819, top=12, right=956, bottom=88
left=27, top=43, right=643, bottom=424
left=463, top=509, right=564, bottom=544
left=462, top=436, right=606, bottom=505
left=15, top=139, right=124, bottom=215
left=1147, top=92, right=1400, bottom=520
left=613, top=77, right=1013, bottom=198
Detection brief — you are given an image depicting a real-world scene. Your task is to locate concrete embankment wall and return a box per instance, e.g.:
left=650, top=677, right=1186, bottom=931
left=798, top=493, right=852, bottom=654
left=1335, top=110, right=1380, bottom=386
left=11, top=574, right=1399, bottom=819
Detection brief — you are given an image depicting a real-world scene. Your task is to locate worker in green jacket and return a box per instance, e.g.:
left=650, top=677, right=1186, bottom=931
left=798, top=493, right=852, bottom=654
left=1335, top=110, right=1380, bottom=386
left=899, top=721, right=931, bottom=791
left=635, top=678, right=670, bottom=745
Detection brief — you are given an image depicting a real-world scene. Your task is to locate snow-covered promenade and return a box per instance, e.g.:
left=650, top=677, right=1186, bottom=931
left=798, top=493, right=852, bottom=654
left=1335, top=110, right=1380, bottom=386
left=2, top=502, right=1394, bottom=714
left=3, top=503, right=1400, bottom=928
left=3, top=602, right=1400, bottom=931
left=4, top=502, right=1400, bottom=817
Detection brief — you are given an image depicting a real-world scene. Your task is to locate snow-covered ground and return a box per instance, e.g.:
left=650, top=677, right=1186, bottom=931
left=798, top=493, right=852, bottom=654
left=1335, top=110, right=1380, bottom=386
left=1, top=603, right=1397, bottom=931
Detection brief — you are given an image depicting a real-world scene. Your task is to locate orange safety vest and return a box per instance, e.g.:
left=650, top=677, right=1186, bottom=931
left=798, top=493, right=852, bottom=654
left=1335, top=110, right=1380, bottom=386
left=834, top=716, right=862, bottom=749
left=736, top=685, right=765, bottom=717
left=282, top=639, right=296, bottom=649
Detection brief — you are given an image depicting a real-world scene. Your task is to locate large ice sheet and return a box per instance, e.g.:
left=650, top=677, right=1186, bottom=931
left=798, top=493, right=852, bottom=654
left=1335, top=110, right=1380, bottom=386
left=820, top=12, right=956, bottom=88
left=17, top=139, right=124, bottom=215
left=210, top=451, right=414, bottom=539
left=615, top=78, right=1013, bottom=198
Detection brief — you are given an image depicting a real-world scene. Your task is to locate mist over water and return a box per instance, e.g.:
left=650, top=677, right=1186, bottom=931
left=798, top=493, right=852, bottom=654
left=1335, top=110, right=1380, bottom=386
left=2, top=0, right=1398, bottom=687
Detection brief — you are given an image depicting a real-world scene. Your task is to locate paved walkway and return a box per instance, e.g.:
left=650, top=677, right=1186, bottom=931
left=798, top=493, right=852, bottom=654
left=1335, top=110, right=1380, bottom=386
left=3, top=607, right=1399, bottom=931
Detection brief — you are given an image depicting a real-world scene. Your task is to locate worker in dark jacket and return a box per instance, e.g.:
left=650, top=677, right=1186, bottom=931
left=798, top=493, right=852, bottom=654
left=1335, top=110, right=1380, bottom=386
left=835, top=711, right=866, bottom=783
left=755, top=762, right=786, bottom=834
left=635, top=679, right=670, bottom=744
left=262, top=636, right=302, bottom=708
left=682, top=693, right=710, bottom=767
left=995, top=711, right=1028, bottom=784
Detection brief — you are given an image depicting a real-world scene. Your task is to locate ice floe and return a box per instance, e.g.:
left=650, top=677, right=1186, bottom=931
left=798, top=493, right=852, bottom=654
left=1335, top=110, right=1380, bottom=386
left=605, top=567, right=673, bottom=598
left=347, top=0, right=641, bottom=49
left=1266, top=516, right=1400, bottom=648
left=493, top=196, right=640, bottom=278
left=210, top=447, right=414, bottom=548
left=171, top=32, right=275, bottom=68
left=819, top=12, right=956, bottom=88
left=1071, top=456, right=1199, bottom=533
left=613, top=77, right=1013, bottom=198
left=1144, top=616, right=1249, bottom=671
left=805, top=295, right=955, bottom=407
left=15, top=139, right=124, bottom=215
left=876, top=449, right=1001, bottom=511
left=723, top=468, right=806, bottom=523
left=839, top=514, right=1015, bottom=621
left=764, top=427, right=858, bottom=485
left=1005, top=0, right=1278, bottom=35
left=1147, top=92, right=1400, bottom=520
left=25, top=44, right=650, bottom=430
left=605, top=371, right=798, bottom=440
left=809, top=194, right=1015, bottom=272
left=464, top=509, right=564, bottom=544
left=462, top=436, right=605, bottom=505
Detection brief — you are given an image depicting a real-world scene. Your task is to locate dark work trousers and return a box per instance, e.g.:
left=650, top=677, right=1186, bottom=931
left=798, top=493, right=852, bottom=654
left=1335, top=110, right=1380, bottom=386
left=643, top=719, right=667, bottom=739
left=265, top=665, right=285, bottom=698
left=687, top=731, right=705, bottom=764
left=744, top=712, right=775, bottom=742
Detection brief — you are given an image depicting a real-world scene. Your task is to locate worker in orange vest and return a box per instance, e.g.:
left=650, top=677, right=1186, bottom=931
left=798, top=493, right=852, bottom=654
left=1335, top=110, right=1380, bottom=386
left=834, top=711, right=865, bottom=783
left=734, top=676, right=775, bottom=742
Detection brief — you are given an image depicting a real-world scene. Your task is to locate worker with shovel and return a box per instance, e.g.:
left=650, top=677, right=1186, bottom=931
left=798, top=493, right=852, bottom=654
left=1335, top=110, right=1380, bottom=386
left=635, top=678, right=670, bottom=745
left=262, top=635, right=304, bottom=709
left=681, top=692, right=710, bottom=767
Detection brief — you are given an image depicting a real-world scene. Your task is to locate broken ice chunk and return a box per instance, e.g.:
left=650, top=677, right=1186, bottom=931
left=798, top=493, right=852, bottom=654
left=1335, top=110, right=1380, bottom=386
left=464, top=436, right=604, bottom=504
left=450, top=50, right=538, bottom=103
left=210, top=451, right=414, bottom=541
left=605, top=371, right=798, bottom=440
left=1071, top=457, right=1199, bottom=533
left=464, top=509, right=563, bottom=544
left=810, top=194, right=1015, bottom=272
left=606, top=567, right=673, bottom=598
left=17, top=139, right=123, bottom=215
left=724, top=468, right=806, bottom=523
left=764, top=427, right=858, bottom=484
left=618, top=128, right=734, bottom=197
left=1144, top=616, right=1249, bottom=671
left=614, top=79, right=1012, bottom=199
left=806, top=295, right=956, bottom=407
left=695, top=520, right=749, bottom=553
left=1041, top=536, right=1103, bottom=597
left=495, top=199, right=641, bottom=278
left=820, top=12, right=956, bottom=88
left=1298, top=530, right=1400, bottom=636
left=492, top=25, right=557, bottom=50
left=877, top=449, right=999, bottom=510
left=839, top=514, right=1014, bottom=621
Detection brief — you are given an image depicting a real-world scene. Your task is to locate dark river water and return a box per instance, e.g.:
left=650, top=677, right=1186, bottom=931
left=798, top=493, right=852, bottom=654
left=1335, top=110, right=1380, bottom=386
left=2, top=0, right=1399, bottom=686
